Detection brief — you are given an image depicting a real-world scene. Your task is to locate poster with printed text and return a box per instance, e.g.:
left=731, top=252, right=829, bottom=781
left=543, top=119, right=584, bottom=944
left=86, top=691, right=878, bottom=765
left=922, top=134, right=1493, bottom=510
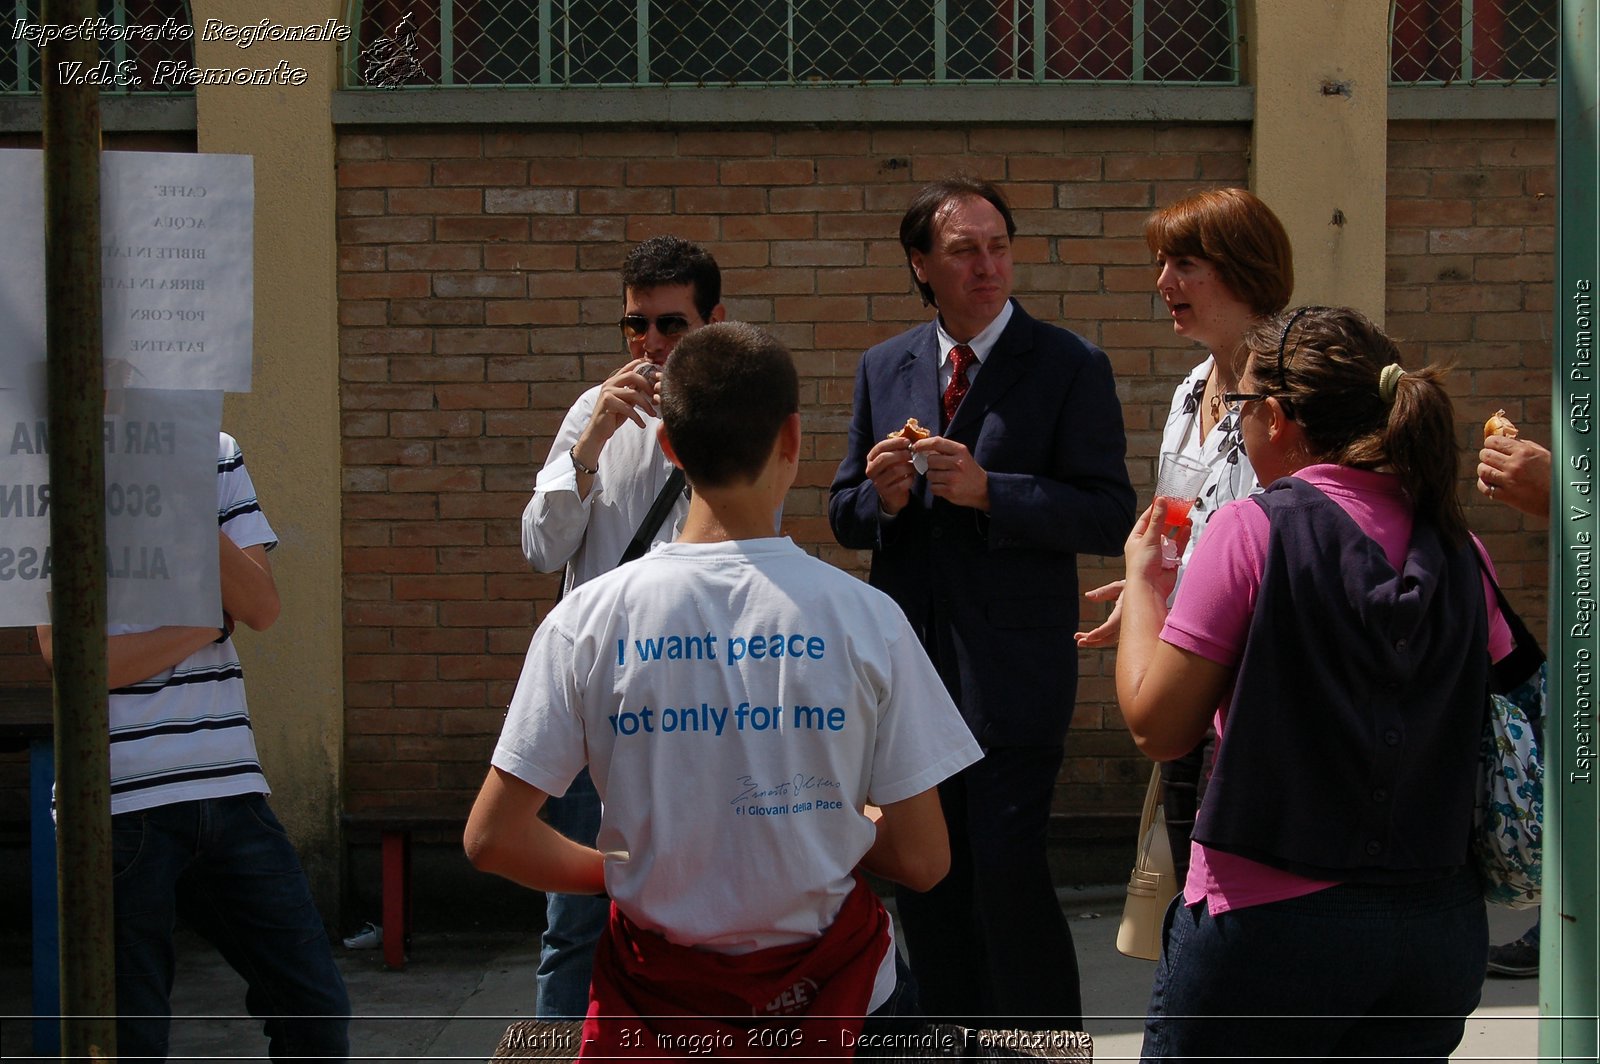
left=0, top=147, right=254, bottom=394
left=0, top=389, right=224, bottom=628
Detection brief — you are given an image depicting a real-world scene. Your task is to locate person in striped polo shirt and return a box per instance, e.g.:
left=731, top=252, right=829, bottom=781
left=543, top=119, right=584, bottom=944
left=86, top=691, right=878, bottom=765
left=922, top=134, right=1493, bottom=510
left=37, top=433, right=349, bottom=1062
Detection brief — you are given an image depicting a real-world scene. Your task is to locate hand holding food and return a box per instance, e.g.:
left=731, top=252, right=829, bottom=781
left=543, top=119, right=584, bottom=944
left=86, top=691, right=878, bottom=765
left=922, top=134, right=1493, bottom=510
left=1484, top=409, right=1518, bottom=440
left=888, top=417, right=931, bottom=447
left=1478, top=409, right=1550, bottom=517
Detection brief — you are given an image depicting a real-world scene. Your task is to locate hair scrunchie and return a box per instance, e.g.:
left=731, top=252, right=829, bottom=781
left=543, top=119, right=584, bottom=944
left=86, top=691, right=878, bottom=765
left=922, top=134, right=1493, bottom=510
left=1379, top=363, right=1405, bottom=405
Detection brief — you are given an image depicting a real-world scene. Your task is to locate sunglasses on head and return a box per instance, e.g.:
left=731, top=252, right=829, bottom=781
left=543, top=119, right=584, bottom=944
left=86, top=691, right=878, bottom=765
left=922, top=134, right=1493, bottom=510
left=619, top=313, right=692, bottom=341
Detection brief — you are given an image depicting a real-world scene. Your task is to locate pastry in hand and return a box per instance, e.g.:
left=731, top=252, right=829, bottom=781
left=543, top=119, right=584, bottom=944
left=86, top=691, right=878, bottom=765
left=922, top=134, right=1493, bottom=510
left=1484, top=409, right=1518, bottom=440
left=887, top=417, right=931, bottom=443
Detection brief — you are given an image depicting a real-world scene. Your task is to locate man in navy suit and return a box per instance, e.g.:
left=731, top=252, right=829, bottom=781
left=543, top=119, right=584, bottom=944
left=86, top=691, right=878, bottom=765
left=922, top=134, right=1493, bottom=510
left=829, top=177, right=1135, bottom=1027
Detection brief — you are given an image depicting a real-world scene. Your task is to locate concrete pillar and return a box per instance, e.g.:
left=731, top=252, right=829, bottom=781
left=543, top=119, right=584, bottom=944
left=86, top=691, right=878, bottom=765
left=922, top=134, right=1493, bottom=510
left=190, top=0, right=344, bottom=909
left=1247, top=0, right=1390, bottom=320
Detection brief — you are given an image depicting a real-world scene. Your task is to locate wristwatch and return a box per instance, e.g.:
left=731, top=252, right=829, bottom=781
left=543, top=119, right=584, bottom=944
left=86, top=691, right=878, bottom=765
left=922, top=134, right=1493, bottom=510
left=570, top=446, right=599, bottom=476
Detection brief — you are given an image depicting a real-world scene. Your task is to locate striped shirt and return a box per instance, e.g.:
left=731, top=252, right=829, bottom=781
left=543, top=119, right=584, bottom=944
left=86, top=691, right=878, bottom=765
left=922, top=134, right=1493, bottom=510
left=108, top=433, right=277, bottom=815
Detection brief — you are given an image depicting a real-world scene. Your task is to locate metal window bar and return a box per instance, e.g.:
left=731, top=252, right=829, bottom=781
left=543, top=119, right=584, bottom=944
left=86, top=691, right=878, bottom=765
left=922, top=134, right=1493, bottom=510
left=1, top=0, right=195, bottom=95
left=344, top=0, right=1238, bottom=89
left=1389, top=0, right=1557, bottom=85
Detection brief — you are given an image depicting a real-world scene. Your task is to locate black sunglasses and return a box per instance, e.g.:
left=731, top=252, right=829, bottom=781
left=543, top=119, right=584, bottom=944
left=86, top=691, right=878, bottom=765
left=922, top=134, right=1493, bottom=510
left=1221, top=391, right=1295, bottom=419
left=619, top=313, right=692, bottom=341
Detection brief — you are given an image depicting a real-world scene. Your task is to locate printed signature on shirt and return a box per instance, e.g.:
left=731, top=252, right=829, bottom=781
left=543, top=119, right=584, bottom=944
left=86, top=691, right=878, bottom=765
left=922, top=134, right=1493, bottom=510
left=730, top=773, right=841, bottom=806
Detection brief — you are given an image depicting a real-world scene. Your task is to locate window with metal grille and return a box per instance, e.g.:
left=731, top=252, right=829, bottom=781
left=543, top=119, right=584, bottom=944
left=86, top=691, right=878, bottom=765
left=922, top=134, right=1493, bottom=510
left=346, top=0, right=1238, bottom=89
left=1390, top=0, right=1556, bottom=84
left=2, top=0, right=194, bottom=94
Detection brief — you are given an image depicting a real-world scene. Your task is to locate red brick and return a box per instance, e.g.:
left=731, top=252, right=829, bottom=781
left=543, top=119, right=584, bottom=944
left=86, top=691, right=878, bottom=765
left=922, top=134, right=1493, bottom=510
left=392, top=300, right=486, bottom=327
left=389, top=356, right=485, bottom=383
left=908, top=155, right=1005, bottom=183
left=337, top=133, right=386, bottom=161
left=624, top=158, right=720, bottom=185
left=439, top=601, right=535, bottom=627
left=344, top=546, right=437, bottom=574
left=435, top=438, right=532, bottom=465
left=485, top=301, right=582, bottom=327
left=345, top=602, right=438, bottom=627
left=337, top=160, right=431, bottom=188
left=581, top=131, right=678, bottom=158
left=1429, top=170, right=1527, bottom=198
left=812, top=156, right=913, bottom=186
left=439, top=655, right=524, bottom=681
left=1008, top=156, right=1103, bottom=182
left=393, top=521, right=487, bottom=547
left=388, top=188, right=481, bottom=215
left=771, top=240, right=864, bottom=268
left=576, top=187, right=672, bottom=214
left=388, top=132, right=483, bottom=158
left=776, top=130, right=873, bottom=156
left=434, top=330, right=526, bottom=357
left=721, top=159, right=815, bottom=186
left=341, top=327, right=433, bottom=355
left=339, top=216, right=432, bottom=244
left=390, top=411, right=485, bottom=437
left=439, top=492, right=528, bottom=520
left=435, top=216, right=532, bottom=243
left=338, top=273, right=430, bottom=300
left=486, top=131, right=584, bottom=157
left=674, top=186, right=766, bottom=215
left=393, top=679, right=487, bottom=705
left=436, top=383, right=531, bottom=409
left=434, top=159, right=529, bottom=186
left=483, top=243, right=579, bottom=272
left=347, top=654, right=437, bottom=682
left=387, top=245, right=482, bottom=271
left=338, top=189, right=386, bottom=217
left=434, top=274, right=523, bottom=299
left=616, top=214, right=711, bottom=244
left=528, top=217, right=628, bottom=242
left=340, top=247, right=385, bottom=272
left=769, top=186, right=863, bottom=214
left=485, top=188, right=577, bottom=214
left=870, top=130, right=966, bottom=154
left=394, top=574, right=485, bottom=601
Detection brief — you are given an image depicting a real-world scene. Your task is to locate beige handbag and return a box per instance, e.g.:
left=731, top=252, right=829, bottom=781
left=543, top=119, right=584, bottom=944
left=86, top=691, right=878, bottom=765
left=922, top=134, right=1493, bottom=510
left=1116, top=765, right=1180, bottom=961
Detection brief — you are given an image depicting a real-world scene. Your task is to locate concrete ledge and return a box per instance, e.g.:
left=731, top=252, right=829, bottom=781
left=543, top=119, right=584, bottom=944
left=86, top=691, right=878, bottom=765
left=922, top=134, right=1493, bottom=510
left=332, top=84, right=1252, bottom=126
left=0, top=95, right=195, bottom=133
left=1389, top=84, right=1555, bottom=121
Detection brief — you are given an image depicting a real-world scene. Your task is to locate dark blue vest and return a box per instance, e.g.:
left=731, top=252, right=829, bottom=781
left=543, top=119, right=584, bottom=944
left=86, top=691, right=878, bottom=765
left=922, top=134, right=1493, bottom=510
left=1191, top=477, right=1487, bottom=882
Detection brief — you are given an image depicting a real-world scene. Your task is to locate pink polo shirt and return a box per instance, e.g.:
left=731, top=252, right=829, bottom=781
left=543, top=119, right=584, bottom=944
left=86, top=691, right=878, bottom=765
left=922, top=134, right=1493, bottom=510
left=1161, top=465, right=1514, bottom=914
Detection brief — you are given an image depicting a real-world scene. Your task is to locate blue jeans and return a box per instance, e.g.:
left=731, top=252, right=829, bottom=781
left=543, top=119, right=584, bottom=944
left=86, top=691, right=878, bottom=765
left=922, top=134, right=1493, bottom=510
left=112, top=794, right=350, bottom=1062
left=1142, top=867, right=1486, bottom=1061
left=536, top=767, right=608, bottom=1018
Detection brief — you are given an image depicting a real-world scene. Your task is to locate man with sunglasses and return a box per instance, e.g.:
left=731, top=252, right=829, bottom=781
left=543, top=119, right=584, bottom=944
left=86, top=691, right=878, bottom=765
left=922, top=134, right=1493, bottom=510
left=521, top=235, right=724, bottom=1018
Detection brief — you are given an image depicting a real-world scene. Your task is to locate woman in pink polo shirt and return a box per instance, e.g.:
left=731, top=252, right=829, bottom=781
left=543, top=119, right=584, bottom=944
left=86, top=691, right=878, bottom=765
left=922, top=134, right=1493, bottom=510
left=1116, top=306, right=1513, bottom=1060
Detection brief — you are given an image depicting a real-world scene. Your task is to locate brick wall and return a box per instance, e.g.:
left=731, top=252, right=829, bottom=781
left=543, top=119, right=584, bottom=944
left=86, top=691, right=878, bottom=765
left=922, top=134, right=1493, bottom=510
left=1386, top=119, right=1555, bottom=643
left=335, top=124, right=1255, bottom=823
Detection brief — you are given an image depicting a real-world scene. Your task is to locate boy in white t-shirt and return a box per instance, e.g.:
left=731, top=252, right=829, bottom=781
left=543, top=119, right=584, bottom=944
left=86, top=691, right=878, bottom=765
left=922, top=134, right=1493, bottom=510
left=466, top=322, right=981, bottom=1054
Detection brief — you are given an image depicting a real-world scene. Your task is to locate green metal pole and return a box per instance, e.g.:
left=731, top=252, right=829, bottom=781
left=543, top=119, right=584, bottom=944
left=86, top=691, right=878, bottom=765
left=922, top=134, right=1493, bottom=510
left=1548, top=0, right=1600, bottom=1058
left=41, top=0, right=113, bottom=1058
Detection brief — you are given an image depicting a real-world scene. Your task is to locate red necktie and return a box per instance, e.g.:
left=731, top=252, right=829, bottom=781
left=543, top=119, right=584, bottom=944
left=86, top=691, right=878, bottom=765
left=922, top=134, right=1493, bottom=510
left=942, top=344, right=975, bottom=427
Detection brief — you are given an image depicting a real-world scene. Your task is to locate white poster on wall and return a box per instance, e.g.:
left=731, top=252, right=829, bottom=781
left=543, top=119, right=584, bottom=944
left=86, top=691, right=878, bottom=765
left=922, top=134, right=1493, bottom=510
left=0, top=388, right=224, bottom=629
left=0, top=147, right=254, bottom=395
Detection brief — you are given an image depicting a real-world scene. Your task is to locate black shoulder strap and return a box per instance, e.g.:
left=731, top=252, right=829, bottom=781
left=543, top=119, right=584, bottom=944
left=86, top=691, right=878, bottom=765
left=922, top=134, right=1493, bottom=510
left=1472, top=544, right=1546, bottom=693
left=619, top=466, right=686, bottom=567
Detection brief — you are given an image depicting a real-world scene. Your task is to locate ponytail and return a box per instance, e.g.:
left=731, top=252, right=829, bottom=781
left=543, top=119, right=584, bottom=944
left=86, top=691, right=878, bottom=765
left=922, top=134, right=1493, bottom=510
left=1247, top=307, right=1467, bottom=542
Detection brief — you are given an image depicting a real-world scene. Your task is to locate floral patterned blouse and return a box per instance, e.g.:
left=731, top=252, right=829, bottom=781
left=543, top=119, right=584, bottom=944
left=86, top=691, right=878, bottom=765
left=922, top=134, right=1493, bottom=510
left=1158, top=355, right=1258, bottom=574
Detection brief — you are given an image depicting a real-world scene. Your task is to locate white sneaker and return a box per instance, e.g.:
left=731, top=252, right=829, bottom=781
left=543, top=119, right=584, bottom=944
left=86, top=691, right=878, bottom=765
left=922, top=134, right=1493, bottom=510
left=342, top=922, right=382, bottom=950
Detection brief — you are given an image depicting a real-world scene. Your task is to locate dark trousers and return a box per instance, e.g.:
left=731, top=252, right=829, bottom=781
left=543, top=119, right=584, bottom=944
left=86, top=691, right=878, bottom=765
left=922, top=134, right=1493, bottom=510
left=112, top=794, right=350, bottom=1062
left=1142, top=867, right=1487, bottom=1061
left=894, top=745, right=1081, bottom=1029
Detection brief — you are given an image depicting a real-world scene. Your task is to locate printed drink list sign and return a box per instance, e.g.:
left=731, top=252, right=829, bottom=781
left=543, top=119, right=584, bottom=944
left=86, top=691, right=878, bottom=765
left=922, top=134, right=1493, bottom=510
left=0, top=149, right=252, bottom=626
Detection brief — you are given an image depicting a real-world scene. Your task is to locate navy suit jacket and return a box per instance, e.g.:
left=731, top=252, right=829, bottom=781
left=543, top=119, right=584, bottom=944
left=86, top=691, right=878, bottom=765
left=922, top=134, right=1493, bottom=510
left=829, top=301, right=1136, bottom=746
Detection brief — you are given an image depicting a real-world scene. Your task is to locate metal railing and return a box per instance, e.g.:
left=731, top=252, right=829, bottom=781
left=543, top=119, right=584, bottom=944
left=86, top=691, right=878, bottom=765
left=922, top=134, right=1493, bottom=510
left=1391, top=0, right=1556, bottom=85
left=345, top=0, right=1239, bottom=89
left=2, top=0, right=194, bottom=94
